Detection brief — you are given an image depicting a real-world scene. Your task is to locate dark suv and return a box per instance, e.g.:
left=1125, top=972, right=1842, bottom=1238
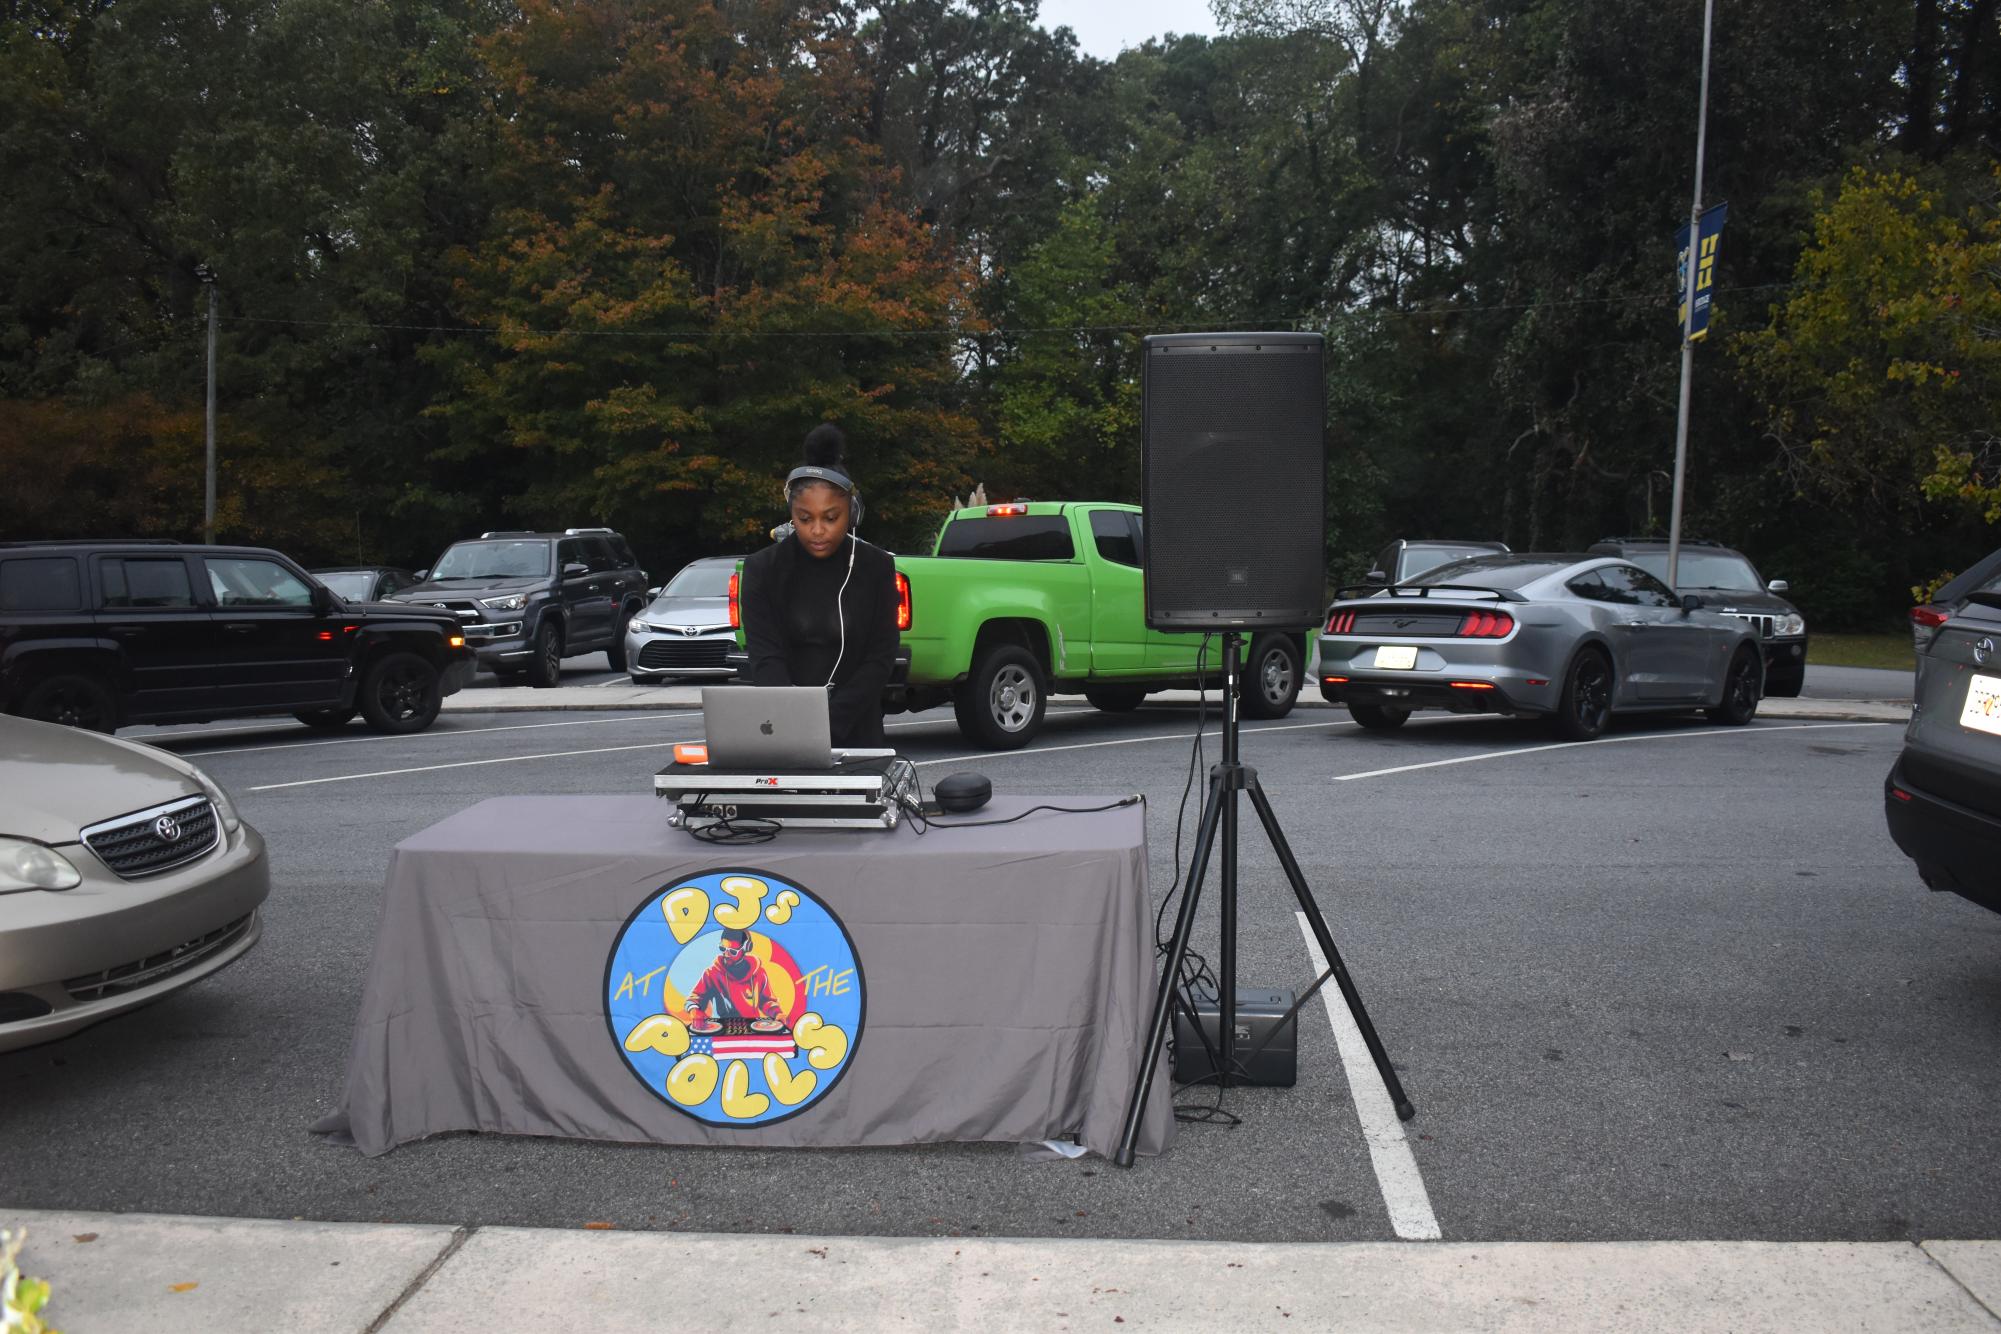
left=1589, top=538, right=1807, bottom=697
left=0, top=541, right=472, bottom=733
left=1885, top=549, right=2001, bottom=913
left=392, top=529, right=648, bottom=686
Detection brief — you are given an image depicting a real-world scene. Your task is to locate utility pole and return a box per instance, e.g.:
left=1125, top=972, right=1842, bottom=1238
left=204, top=273, right=217, bottom=545
left=1666, top=0, right=1715, bottom=589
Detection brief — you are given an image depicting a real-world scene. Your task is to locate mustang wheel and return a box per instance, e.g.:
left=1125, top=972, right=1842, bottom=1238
left=1348, top=703, right=1410, bottom=731
left=1706, top=647, right=1761, bottom=725
left=359, top=652, right=442, bottom=733
left=1553, top=647, right=1613, bottom=741
left=955, top=644, right=1044, bottom=749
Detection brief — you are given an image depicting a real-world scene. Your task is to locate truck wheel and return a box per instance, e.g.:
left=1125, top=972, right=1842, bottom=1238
left=20, top=673, right=118, bottom=732
left=1348, top=704, right=1410, bottom=731
left=1240, top=634, right=1302, bottom=719
left=526, top=621, right=563, bottom=688
left=292, top=707, right=357, bottom=730
left=358, top=652, right=442, bottom=733
left=955, top=644, right=1045, bottom=749
left=1084, top=685, right=1146, bottom=713
left=607, top=607, right=635, bottom=671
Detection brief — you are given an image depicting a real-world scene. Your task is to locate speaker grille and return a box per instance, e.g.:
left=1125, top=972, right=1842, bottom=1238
left=1141, top=334, right=1325, bottom=629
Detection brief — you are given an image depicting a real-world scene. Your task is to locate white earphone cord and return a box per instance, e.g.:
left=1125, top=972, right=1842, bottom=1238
left=825, top=530, right=855, bottom=689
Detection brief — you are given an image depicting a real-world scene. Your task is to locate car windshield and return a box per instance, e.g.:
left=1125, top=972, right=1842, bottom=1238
left=1402, top=544, right=1499, bottom=580
left=1626, top=551, right=1762, bottom=591
left=1411, top=557, right=1569, bottom=591
left=661, top=563, right=733, bottom=599
left=316, top=571, right=375, bottom=600
left=429, top=540, right=551, bottom=580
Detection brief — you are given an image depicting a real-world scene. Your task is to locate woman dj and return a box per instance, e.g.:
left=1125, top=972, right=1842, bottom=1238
left=738, top=424, right=900, bottom=748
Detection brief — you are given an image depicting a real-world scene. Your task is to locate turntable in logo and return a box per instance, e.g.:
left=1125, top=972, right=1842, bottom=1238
left=605, top=870, right=863, bottom=1127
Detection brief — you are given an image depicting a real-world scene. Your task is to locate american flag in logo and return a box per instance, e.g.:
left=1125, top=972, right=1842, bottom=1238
left=691, top=1025, right=796, bottom=1060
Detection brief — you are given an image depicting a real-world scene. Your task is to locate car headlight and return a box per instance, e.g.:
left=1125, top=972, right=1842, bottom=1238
left=193, top=769, right=243, bottom=835
left=1778, top=614, right=1806, bottom=637
left=0, top=837, right=82, bottom=893
left=629, top=619, right=656, bottom=634
left=480, top=593, right=529, bottom=612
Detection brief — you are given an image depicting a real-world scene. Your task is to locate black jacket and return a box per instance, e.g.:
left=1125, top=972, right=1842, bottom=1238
left=740, top=534, right=899, bottom=748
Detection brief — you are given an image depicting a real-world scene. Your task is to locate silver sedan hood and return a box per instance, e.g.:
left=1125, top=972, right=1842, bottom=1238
left=0, top=716, right=204, bottom=847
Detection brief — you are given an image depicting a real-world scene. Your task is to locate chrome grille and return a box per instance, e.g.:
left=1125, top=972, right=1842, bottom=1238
left=80, top=796, right=219, bottom=878
left=637, top=640, right=733, bottom=670
left=423, top=599, right=482, bottom=622
left=63, top=914, right=253, bottom=1002
left=1721, top=612, right=1776, bottom=639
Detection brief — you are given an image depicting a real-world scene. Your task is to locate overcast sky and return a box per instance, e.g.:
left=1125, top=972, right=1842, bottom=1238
left=1035, top=0, right=1221, bottom=59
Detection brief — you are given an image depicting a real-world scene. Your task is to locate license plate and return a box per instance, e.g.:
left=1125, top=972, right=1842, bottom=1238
left=1962, top=673, right=2001, bottom=737
left=1373, top=645, right=1418, bottom=670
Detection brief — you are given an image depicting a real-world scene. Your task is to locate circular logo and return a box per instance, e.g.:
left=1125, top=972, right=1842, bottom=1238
left=603, top=869, right=864, bottom=1128
left=153, top=815, right=183, bottom=843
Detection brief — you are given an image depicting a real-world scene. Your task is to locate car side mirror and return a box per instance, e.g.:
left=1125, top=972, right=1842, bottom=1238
left=311, top=585, right=335, bottom=614
left=1681, top=592, right=1703, bottom=613
left=563, top=562, right=590, bottom=578
left=1767, top=579, right=1789, bottom=594
left=1365, top=570, right=1388, bottom=585
left=414, top=569, right=429, bottom=582
left=646, top=586, right=662, bottom=599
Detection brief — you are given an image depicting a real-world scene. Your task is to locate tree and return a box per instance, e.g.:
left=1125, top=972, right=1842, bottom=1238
left=1736, top=167, right=2001, bottom=526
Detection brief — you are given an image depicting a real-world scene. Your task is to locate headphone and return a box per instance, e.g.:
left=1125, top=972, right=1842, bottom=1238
left=783, top=464, right=862, bottom=689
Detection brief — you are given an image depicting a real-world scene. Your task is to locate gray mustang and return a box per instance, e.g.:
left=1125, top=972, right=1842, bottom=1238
left=1310, top=553, right=1765, bottom=739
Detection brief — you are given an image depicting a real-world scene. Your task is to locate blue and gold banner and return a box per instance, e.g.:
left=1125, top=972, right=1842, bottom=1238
left=1675, top=201, right=1729, bottom=341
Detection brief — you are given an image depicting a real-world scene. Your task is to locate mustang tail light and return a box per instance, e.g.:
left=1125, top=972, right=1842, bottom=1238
left=1458, top=610, right=1514, bottom=638
left=1326, top=610, right=1357, bottom=634
left=896, top=572, right=912, bottom=631
left=728, top=571, right=741, bottom=628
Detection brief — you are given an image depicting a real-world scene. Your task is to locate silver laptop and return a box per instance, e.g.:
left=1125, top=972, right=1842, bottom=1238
left=702, top=686, right=836, bottom=770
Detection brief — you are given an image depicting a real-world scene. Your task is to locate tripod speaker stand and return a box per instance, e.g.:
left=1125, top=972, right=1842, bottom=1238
left=1113, top=630, right=1416, bottom=1167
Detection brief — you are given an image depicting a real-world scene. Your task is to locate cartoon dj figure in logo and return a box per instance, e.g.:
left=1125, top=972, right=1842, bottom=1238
left=682, top=927, right=784, bottom=1024
left=605, top=870, right=864, bottom=1129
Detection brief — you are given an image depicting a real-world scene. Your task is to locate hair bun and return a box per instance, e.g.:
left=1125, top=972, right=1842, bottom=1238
left=801, top=423, right=846, bottom=469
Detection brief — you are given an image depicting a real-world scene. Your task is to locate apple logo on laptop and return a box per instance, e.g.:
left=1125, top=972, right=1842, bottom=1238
left=760, top=720, right=774, bottom=735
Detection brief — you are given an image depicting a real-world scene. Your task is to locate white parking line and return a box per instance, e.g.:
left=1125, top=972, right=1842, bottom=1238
left=1296, top=912, right=1442, bottom=1241
left=1331, top=721, right=1894, bottom=782
left=910, top=718, right=1349, bottom=768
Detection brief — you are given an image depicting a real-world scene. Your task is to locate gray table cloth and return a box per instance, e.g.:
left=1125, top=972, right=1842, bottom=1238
left=313, top=795, right=1174, bottom=1159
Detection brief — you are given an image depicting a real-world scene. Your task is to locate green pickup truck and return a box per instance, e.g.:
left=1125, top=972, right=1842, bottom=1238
left=734, top=501, right=1306, bottom=749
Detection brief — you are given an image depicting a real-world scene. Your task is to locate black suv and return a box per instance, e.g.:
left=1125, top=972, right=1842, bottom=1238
left=392, top=529, right=648, bottom=686
left=0, top=541, right=473, bottom=733
left=1589, top=538, right=1807, bottom=697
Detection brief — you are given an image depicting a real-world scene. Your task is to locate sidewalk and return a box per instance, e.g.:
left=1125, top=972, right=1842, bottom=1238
left=4, top=1208, right=1997, bottom=1332
left=443, top=683, right=1913, bottom=724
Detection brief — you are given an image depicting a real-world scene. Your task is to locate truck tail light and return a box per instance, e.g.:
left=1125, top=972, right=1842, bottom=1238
left=728, top=571, right=740, bottom=628
left=895, top=572, right=912, bottom=631
left=1458, top=610, right=1514, bottom=638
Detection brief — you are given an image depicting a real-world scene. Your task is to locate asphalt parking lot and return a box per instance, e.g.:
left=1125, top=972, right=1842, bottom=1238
left=4, top=677, right=1995, bottom=1248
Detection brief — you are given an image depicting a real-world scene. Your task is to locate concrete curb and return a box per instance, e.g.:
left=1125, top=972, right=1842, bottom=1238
left=6, top=1209, right=1997, bottom=1332
left=443, top=685, right=1913, bottom=725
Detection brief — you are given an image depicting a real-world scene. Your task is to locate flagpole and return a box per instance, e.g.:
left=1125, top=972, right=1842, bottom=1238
left=1666, top=0, right=1715, bottom=589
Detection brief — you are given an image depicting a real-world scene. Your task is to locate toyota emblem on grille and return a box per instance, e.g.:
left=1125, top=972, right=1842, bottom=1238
left=682, top=626, right=701, bottom=636
left=153, top=814, right=183, bottom=844
left=1978, top=637, right=1995, bottom=666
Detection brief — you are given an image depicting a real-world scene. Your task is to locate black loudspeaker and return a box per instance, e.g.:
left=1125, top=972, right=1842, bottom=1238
left=1141, top=332, right=1326, bottom=630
